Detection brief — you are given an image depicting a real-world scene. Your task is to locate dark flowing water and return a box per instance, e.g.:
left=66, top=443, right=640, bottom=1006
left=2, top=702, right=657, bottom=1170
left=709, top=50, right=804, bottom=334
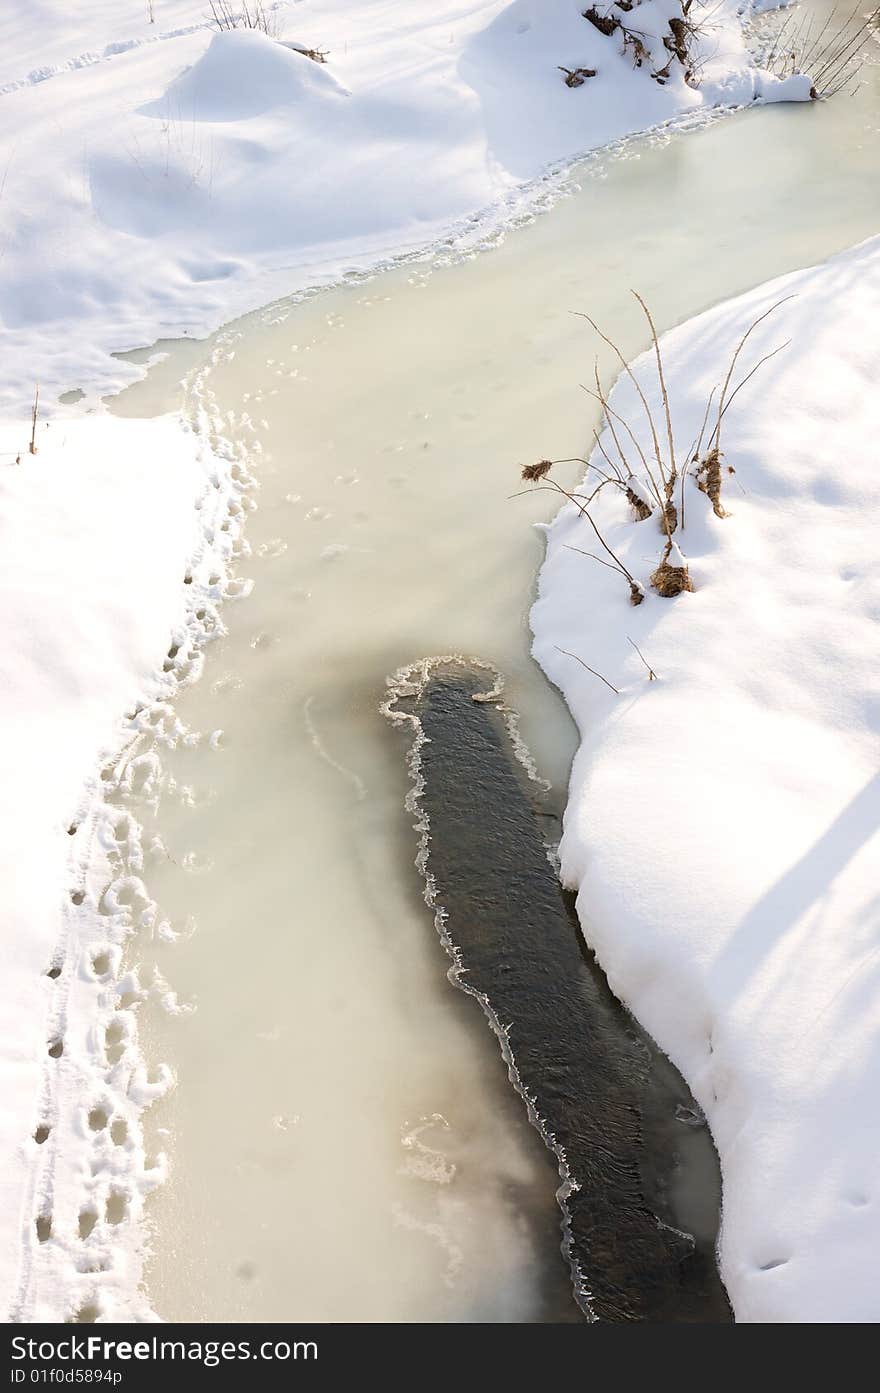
left=388, top=662, right=731, bottom=1321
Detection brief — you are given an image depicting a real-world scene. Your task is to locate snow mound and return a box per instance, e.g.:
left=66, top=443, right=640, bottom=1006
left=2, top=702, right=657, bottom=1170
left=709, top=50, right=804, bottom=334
left=143, top=29, right=347, bottom=123
left=0, top=0, right=766, bottom=413
left=460, top=0, right=701, bottom=179
left=530, top=236, right=880, bottom=1322
left=756, top=70, right=814, bottom=103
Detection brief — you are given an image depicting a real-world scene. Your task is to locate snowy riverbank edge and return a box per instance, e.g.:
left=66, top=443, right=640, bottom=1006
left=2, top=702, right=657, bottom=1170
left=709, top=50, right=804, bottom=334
left=0, top=0, right=821, bottom=1322
left=1, top=0, right=804, bottom=416
left=0, top=393, right=258, bottom=1322
left=531, top=234, right=880, bottom=1323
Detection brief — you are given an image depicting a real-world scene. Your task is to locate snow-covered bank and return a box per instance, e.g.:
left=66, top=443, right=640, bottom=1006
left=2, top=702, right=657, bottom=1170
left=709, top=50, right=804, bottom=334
left=0, top=0, right=835, bottom=1324
left=0, top=410, right=252, bottom=1320
left=531, top=236, right=880, bottom=1322
left=0, top=0, right=797, bottom=415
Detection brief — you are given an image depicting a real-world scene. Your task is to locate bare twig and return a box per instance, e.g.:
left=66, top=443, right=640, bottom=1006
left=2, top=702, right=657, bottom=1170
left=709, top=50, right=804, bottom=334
left=29, top=385, right=39, bottom=455
left=593, top=363, right=629, bottom=481
left=573, top=309, right=668, bottom=492
left=580, top=385, right=664, bottom=513
left=632, top=290, right=676, bottom=487
left=711, top=297, right=794, bottom=455
left=564, top=542, right=630, bottom=576
left=718, top=339, right=791, bottom=424
left=591, top=428, right=627, bottom=486
left=554, top=646, right=620, bottom=695
left=526, top=475, right=639, bottom=587
left=627, top=636, right=658, bottom=680
left=757, top=1, right=879, bottom=96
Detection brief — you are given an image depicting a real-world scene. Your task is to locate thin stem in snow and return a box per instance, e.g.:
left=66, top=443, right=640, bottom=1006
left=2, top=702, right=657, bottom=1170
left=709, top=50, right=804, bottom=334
left=554, top=646, right=620, bottom=695
left=627, top=636, right=658, bottom=681
left=573, top=309, right=669, bottom=492
left=632, top=290, right=676, bottom=487
left=29, top=385, right=39, bottom=455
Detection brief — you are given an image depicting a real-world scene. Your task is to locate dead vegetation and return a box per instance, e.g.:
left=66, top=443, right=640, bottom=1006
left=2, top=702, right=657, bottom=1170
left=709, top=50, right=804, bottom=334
left=650, top=542, right=694, bottom=597
left=514, top=457, right=645, bottom=605
left=559, top=65, right=597, bottom=86
left=287, top=43, right=330, bottom=65
left=627, top=636, right=658, bottom=680
left=209, top=2, right=278, bottom=39
left=554, top=645, right=620, bottom=693
left=208, top=3, right=328, bottom=60
left=29, top=385, right=39, bottom=456
left=515, top=294, right=789, bottom=603
left=580, top=2, right=704, bottom=87
left=749, top=2, right=880, bottom=98
left=583, top=7, right=619, bottom=38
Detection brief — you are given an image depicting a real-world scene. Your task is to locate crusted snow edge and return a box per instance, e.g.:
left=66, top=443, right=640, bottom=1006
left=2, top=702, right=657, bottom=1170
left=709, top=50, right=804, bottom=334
left=11, top=336, right=258, bottom=1324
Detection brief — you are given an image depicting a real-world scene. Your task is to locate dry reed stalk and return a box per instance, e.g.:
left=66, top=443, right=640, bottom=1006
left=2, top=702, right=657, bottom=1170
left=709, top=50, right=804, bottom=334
left=554, top=645, right=620, bottom=694
left=29, top=386, right=39, bottom=456
left=518, top=461, right=644, bottom=605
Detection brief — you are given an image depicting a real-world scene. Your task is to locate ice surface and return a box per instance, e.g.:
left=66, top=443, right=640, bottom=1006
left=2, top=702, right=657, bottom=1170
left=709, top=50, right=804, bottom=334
left=1, top=0, right=788, bottom=415
left=0, top=0, right=871, bottom=1323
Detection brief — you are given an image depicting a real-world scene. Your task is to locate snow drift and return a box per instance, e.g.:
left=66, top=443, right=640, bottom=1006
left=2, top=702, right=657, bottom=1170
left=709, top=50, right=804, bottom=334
left=530, top=235, right=880, bottom=1323
left=0, top=0, right=807, bottom=415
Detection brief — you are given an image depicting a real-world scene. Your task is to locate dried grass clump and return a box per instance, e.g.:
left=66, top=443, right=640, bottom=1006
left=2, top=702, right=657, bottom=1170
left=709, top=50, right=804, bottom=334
left=625, top=485, right=653, bottom=520
left=694, top=445, right=727, bottom=518
left=582, top=6, right=619, bottom=38
left=521, top=459, right=554, bottom=481
left=558, top=66, right=597, bottom=87
left=650, top=543, right=694, bottom=597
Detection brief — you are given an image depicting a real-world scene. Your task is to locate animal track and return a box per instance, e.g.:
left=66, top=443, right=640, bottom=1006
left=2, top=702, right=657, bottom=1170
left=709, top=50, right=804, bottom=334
left=78, top=1210, right=97, bottom=1241
left=26, top=359, right=263, bottom=1324
left=105, top=1190, right=128, bottom=1226
left=70, top=1303, right=100, bottom=1325
left=104, top=1020, right=127, bottom=1066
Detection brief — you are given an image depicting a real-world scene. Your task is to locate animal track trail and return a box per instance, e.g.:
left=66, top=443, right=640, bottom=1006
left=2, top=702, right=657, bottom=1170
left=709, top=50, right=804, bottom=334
left=0, top=15, right=226, bottom=97
left=18, top=330, right=260, bottom=1324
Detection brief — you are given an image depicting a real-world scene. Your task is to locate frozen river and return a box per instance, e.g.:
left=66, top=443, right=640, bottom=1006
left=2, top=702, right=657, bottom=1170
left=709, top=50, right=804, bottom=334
left=108, top=23, right=880, bottom=1320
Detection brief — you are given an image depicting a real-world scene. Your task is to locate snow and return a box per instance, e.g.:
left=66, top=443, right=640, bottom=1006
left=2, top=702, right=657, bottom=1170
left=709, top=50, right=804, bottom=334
left=530, top=235, right=880, bottom=1322
left=757, top=70, right=815, bottom=101
left=0, top=408, right=254, bottom=1321
left=0, top=0, right=822, bottom=1323
left=0, top=0, right=805, bottom=416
